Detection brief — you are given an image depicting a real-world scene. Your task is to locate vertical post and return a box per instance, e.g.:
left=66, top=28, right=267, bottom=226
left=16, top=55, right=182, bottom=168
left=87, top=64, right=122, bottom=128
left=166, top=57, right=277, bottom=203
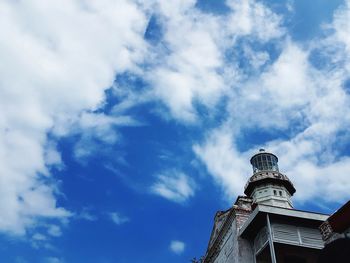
left=253, top=250, right=257, bottom=263
left=252, top=240, right=257, bottom=263
left=266, top=214, right=277, bottom=263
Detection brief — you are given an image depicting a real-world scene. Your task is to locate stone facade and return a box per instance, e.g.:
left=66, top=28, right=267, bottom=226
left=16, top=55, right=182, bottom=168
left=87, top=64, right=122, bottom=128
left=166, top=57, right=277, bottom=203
left=203, top=196, right=254, bottom=263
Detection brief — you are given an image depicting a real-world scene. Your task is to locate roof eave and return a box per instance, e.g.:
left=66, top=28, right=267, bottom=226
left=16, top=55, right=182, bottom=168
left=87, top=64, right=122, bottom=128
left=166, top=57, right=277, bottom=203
left=239, top=204, right=329, bottom=238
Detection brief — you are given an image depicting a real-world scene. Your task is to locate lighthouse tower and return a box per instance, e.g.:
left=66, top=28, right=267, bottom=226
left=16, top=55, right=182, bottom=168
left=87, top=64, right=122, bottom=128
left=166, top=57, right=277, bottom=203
left=244, top=149, right=295, bottom=209
left=202, top=149, right=329, bottom=263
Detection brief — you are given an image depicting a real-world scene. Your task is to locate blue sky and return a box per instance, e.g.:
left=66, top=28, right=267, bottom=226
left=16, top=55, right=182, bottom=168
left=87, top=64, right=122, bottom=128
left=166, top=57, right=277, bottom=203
left=0, top=0, right=350, bottom=262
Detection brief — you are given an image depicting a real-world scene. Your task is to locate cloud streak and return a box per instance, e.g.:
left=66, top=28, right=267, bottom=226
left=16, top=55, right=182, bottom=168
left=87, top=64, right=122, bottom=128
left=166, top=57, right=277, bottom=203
left=151, top=170, right=196, bottom=203
left=170, top=240, right=185, bottom=255
left=109, top=212, right=129, bottom=225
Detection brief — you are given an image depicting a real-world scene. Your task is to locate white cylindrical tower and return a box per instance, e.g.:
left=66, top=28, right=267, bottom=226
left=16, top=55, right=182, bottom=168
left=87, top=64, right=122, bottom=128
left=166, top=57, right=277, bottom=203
left=244, top=149, right=295, bottom=209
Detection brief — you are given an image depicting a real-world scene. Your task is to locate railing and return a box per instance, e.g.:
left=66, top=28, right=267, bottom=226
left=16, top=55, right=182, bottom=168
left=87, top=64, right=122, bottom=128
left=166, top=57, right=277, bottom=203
left=244, top=171, right=294, bottom=190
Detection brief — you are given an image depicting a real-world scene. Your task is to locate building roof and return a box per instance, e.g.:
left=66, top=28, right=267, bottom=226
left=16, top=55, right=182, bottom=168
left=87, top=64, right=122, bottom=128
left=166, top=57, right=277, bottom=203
left=239, top=204, right=329, bottom=238
left=327, top=200, right=350, bottom=234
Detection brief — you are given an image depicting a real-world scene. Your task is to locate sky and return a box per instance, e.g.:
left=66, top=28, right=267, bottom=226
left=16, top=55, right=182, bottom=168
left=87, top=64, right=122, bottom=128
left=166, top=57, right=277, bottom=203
left=0, top=0, right=350, bottom=262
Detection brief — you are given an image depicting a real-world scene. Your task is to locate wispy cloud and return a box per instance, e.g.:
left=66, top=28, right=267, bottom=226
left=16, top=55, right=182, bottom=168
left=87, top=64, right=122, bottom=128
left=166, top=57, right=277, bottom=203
left=47, top=225, right=62, bottom=237
left=151, top=170, right=196, bottom=203
left=169, top=240, right=185, bottom=255
left=77, top=208, right=98, bottom=222
left=109, top=212, right=129, bottom=225
left=194, top=127, right=251, bottom=199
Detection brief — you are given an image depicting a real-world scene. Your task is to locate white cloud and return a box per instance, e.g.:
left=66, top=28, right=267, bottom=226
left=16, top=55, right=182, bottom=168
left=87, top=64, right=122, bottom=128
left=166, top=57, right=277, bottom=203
left=0, top=0, right=288, bottom=237
left=47, top=225, right=62, bottom=237
left=72, top=112, right=141, bottom=161
left=331, top=0, right=350, bottom=55
left=32, top=233, right=47, bottom=241
left=264, top=130, right=350, bottom=204
left=109, top=212, right=129, bottom=225
left=226, top=40, right=316, bottom=132
left=170, top=240, right=185, bottom=255
left=31, top=233, right=51, bottom=249
left=77, top=208, right=98, bottom=222
left=194, top=1, right=350, bottom=206
left=286, top=0, right=295, bottom=13
left=145, top=0, right=284, bottom=122
left=193, top=127, right=253, bottom=199
left=147, top=15, right=224, bottom=121
left=261, top=42, right=313, bottom=107
left=151, top=170, right=196, bottom=203
left=0, top=0, right=148, bottom=235
left=265, top=1, right=350, bottom=204
left=1, top=0, right=349, bottom=240
left=243, top=45, right=270, bottom=70
left=226, top=0, right=284, bottom=41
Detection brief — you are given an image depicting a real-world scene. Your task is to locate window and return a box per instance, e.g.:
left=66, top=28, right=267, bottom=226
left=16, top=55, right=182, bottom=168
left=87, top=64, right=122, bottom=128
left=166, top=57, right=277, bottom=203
left=273, top=190, right=277, bottom=196
left=279, top=191, right=282, bottom=196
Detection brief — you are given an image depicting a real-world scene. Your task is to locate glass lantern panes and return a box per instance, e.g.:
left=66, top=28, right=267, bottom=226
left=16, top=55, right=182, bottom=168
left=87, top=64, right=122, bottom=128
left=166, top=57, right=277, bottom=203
left=251, top=153, right=279, bottom=173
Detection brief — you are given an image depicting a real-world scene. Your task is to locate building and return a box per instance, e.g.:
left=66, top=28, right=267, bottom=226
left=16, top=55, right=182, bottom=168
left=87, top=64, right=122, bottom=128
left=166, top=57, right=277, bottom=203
left=202, top=149, right=330, bottom=263
left=319, top=200, right=350, bottom=244
left=318, top=201, right=350, bottom=263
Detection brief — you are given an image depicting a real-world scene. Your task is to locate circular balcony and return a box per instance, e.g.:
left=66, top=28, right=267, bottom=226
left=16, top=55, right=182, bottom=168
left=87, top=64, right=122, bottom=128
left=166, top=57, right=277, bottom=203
left=244, top=171, right=296, bottom=196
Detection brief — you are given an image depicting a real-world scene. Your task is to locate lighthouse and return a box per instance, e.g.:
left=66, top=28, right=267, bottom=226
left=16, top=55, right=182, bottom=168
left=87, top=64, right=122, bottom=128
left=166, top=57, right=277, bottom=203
left=203, top=150, right=328, bottom=263
left=244, top=149, right=295, bottom=209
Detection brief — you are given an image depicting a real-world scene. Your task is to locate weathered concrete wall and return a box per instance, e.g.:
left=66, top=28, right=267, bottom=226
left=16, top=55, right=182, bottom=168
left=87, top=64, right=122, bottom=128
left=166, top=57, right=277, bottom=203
left=236, top=236, right=254, bottom=263
left=212, top=218, right=254, bottom=263
left=251, top=184, right=293, bottom=209
left=204, top=196, right=254, bottom=263
left=213, top=226, right=234, bottom=263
